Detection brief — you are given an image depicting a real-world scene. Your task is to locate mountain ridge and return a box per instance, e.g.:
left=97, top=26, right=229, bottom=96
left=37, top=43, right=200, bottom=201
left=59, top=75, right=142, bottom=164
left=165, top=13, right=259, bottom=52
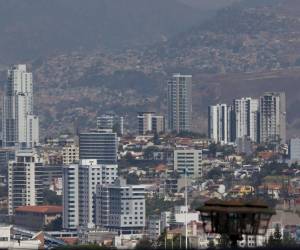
left=1, top=0, right=300, bottom=137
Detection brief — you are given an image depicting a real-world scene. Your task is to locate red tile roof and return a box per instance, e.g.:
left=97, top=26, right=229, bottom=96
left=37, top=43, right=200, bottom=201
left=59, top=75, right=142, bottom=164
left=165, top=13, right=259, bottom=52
left=15, top=205, right=62, bottom=214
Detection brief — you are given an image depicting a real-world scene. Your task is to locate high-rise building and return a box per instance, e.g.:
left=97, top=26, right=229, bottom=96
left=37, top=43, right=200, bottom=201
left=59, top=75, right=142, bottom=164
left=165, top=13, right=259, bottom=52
left=259, top=92, right=286, bottom=144
left=233, top=97, right=259, bottom=142
left=95, top=178, right=146, bottom=234
left=137, top=112, right=165, bottom=135
left=2, top=64, right=39, bottom=148
left=79, top=131, right=118, bottom=164
left=174, top=149, right=202, bottom=178
left=97, top=114, right=124, bottom=136
left=167, top=74, right=192, bottom=133
left=62, top=159, right=118, bottom=229
left=62, top=164, right=79, bottom=230
left=208, top=104, right=233, bottom=144
left=8, top=150, right=44, bottom=215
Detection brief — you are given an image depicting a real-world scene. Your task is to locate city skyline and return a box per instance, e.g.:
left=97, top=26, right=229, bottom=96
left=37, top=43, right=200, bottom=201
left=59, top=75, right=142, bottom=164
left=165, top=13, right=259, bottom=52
left=1, top=1, right=300, bottom=249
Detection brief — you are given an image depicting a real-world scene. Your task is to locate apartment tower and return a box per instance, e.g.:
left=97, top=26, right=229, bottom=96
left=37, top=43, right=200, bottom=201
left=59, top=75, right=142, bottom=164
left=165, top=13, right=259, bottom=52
left=2, top=64, right=39, bottom=148
left=208, top=104, right=233, bottom=144
left=233, top=97, right=259, bottom=142
left=260, top=92, right=286, bottom=144
left=167, top=74, right=192, bottom=133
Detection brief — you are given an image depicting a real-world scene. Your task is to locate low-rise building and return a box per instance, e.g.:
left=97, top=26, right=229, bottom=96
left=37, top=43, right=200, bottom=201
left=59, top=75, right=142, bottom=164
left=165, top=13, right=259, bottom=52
left=147, top=215, right=161, bottom=241
left=14, top=205, right=62, bottom=231
left=0, top=225, right=42, bottom=249
left=137, top=112, right=165, bottom=135
left=174, top=149, right=202, bottom=178
left=62, top=143, right=79, bottom=165
left=79, top=229, right=117, bottom=245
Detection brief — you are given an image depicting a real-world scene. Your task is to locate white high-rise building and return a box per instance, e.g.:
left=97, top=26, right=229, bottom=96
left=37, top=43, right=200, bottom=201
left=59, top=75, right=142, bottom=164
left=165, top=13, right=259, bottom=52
left=62, top=159, right=118, bottom=229
left=208, top=104, right=233, bottom=144
left=2, top=65, right=39, bottom=148
left=260, top=92, right=286, bottom=144
left=233, top=97, right=259, bottom=142
left=8, top=150, right=44, bottom=215
left=167, top=74, right=192, bottom=133
left=62, top=164, right=79, bottom=230
left=174, top=149, right=202, bottom=178
left=95, top=178, right=146, bottom=234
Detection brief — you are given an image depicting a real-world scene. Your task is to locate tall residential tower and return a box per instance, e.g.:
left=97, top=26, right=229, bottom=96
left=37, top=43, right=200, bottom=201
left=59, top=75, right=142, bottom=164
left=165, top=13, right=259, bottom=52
left=208, top=104, right=233, bottom=144
left=167, top=74, right=192, bottom=133
left=2, top=65, right=39, bottom=148
left=259, top=92, right=286, bottom=144
left=233, top=97, right=259, bottom=142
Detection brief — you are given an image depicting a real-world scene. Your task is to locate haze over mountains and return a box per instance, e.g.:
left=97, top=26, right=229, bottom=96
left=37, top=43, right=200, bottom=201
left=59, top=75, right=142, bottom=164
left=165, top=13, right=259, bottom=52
left=1, top=0, right=300, bottom=137
left=0, top=0, right=230, bottom=64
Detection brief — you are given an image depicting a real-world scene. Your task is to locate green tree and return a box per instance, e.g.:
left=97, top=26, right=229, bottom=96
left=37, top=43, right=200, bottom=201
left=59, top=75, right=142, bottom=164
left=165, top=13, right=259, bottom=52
left=44, top=217, right=62, bottom=231
left=218, top=234, right=230, bottom=248
left=223, top=145, right=235, bottom=156
left=283, top=231, right=296, bottom=247
left=274, top=224, right=282, bottom=241
left=112, top=122, right=122, bottom=137
left=153, top=133, right=161, bottom=145
left=43, top=189, right=62, bottom=205
left=268, top=224, right=282, bottom=247
left=156, top=229, right=167, bottom=249
left=143, top=146, right=160, bottom=160
left=135, top=238, right=152, bottom=250
left=127, top=173, right=140, bottom=185
left=209, top=143, right=217, bottom=157
left=190, top=197, right=204, bottom=210
left=176, top=131, right=206, bottom=139
left=206, top=167, right=222, bottom=180
left=146, top=195, right=184, bottom=216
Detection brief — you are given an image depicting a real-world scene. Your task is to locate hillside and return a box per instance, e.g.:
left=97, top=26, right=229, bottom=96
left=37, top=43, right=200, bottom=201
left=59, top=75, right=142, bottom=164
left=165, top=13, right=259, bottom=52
left=0, top=0, right=216, bottom=64
left=2, top=0, right=300, bottom=138
left=178, top=0, right=239, bottom=9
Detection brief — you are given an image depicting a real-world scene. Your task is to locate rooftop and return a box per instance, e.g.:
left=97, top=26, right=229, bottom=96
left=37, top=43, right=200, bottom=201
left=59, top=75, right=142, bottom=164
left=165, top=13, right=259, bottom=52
left=15, top=205, right=62, bottom=214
